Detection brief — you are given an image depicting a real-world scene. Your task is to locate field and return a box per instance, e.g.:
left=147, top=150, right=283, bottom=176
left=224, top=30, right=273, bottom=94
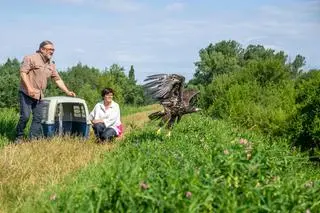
left=0, top=106, right=319, bottom=213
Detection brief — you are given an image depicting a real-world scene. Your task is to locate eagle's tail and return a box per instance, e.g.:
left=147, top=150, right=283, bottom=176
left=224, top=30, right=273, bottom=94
left=148, top=111, right=165, bottom=120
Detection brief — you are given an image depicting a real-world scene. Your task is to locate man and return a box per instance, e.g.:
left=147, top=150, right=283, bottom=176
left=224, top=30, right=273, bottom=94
left=15, top=40, right=76, bottom=143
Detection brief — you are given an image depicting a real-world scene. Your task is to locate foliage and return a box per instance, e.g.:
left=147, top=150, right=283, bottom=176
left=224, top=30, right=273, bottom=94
left=288, top=70, right=320, bottom=149
left=289, top=54, right=306, bottom=78
left=190, top=41, right=305, bottom=87
left=0, top=60, right=147, bottom=111
left=0, top=58, right=20, bottom=109
left=0, top=108, right=19, bottom=145
left=95, top=64, right=147, bottom=106
left=59, top=63, right=101, bottom=94
left=191, top=40, right=243, bottom=85
left=191, top=41, right=307, bottom=138
left=19, top=115, right=320, bottom=213
left=76, top=83, right=101, bottom=111
left=128, top=65, right=136, bottom=83
left=198, top=54, right=297, bottom=137
left=243, top=44, right=287, bottom=64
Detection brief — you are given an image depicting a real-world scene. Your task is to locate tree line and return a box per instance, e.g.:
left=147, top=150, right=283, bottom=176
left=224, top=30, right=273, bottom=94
left=0, top=60, right=152, bottom=110
left=188, top=40, right=319, bottom=152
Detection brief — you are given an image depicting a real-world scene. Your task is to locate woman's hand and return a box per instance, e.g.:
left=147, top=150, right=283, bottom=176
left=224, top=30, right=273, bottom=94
left=91, top=119, right=104, bottom=124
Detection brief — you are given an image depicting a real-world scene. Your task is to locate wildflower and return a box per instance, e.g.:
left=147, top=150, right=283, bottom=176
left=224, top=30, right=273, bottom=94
left=185, top=191, right=192, bottom=199
left=304, top=181, right=314, bottom=188
left=224, top=149, right=229, bottom=155
left=140, top=181, right=149, bottom=190
left=239, top=138, right=248, bottom=145
left=272, top=176, right=280, bottom=182
left=246, top=153, right=252, bottom=160
left=50, top=193, right=57, bottom=201
left=245, top=143, right=253, bottom=152
left=306, top=209, right=311, bottom=213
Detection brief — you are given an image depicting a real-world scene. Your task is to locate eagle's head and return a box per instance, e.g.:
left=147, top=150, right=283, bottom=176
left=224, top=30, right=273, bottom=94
left=185, top=105, right=201, bottom=114
left=182, top=90, right=201, bottom=115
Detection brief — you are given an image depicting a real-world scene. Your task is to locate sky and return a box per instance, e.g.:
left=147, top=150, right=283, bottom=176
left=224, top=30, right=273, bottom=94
left=0, top=0, right=319, bottom=83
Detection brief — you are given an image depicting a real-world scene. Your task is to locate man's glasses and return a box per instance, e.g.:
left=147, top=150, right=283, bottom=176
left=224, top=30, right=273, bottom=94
left=43, top=48, right=55, bottom=52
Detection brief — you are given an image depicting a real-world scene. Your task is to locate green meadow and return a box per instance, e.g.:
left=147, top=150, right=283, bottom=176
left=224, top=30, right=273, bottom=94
left=1, top=110, right=319, bottom=213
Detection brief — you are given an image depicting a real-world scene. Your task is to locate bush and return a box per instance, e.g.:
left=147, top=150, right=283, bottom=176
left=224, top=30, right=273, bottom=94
left=0, top=108, right=19, bottom=145
left=288, top=70, right=320, bottom=149
left=201, top=59, right=296, bottom=137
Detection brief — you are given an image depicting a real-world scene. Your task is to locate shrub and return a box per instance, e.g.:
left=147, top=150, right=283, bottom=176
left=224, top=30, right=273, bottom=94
left=201, top=59, right=296, bottom=137
left=289, top=70, right=320, bottom=149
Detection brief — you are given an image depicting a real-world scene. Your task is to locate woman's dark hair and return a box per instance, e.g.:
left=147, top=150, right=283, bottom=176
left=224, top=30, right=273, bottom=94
left=101, top=88, right=114, bottom=98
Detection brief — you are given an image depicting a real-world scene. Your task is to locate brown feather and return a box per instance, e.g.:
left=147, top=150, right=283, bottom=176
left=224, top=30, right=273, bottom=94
left=143, top=73, right=200, bottom=130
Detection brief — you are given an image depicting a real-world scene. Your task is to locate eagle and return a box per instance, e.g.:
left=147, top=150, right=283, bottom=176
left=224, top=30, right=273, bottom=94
left=143, top=74, right=201, bottom=136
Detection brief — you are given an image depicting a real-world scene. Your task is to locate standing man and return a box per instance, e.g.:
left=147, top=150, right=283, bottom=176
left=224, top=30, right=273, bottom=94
left=15, top=40, right=76, bottom=143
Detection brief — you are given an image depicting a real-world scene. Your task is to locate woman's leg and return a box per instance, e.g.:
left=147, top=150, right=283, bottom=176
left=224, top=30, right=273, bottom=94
left=92, top=123, right=106, bottom=140
left=101, top=127, right=117, bottom=142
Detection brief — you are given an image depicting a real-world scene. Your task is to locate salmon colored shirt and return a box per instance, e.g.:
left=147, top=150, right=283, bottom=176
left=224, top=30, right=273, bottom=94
left=19, top=52, right=61, bottom=100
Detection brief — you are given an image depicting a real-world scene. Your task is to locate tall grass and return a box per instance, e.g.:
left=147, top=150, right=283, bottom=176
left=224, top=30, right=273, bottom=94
left=0, top=105, right=159, bottom=213
left=0, top=108, right=19, bottom=146
left=121, top=104, right=160, bottom=116
left=17, top=114, right=320, bottom=213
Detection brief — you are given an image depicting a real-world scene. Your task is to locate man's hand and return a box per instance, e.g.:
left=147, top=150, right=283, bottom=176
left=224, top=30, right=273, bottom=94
left=55, top=79, right=76, bottom=97
left=27, top=87, right=37, bottom=97
left=66, top=91, right=76, bottom=97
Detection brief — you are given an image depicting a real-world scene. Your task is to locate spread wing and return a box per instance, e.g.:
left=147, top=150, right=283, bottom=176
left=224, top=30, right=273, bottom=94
left=182, top=89, right=200, bottom=107
left=143, top=74, right=185, bottom=101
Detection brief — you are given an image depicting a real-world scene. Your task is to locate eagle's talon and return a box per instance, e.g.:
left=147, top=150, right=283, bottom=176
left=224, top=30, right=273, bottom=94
left=156, top=128, right=162, bottom=135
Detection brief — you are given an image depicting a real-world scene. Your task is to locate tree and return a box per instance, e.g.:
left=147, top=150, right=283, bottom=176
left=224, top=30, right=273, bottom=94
left=77, top=83, right=100, bottom=111
left=289, top=69, right=320, bottom=150
left=46, top=62, right=101, bottom=97
left=0, top=58, right=20, bottom=109
left=196, top=41, right=298, bottom=136
left=290, top=54, right=306, bottom=78
left=191, top=40, right=243, bottom=85
left=128, top=65, right=136, bottom=83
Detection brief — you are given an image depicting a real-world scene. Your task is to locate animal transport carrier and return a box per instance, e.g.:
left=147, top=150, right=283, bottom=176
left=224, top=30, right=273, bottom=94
left=41, top=96, right=91, bottom=138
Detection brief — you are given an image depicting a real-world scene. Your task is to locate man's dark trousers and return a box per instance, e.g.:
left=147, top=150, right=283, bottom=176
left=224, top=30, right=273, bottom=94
left=16, top=91, right=43, bottom=140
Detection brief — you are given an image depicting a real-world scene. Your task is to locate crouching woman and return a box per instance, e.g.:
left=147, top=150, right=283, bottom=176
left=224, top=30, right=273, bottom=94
left=89, top=88, right=123, bottom=143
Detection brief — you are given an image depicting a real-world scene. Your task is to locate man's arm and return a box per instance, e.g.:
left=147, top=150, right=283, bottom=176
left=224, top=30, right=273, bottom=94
left=20, top=72, right=37, bottom=97
left=54, top=79, right=76, bottom=97
left=20, top=56, right=38, bottom=97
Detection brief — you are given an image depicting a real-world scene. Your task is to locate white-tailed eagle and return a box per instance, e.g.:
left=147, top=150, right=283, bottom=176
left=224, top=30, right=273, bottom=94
left=143, top=74, right=200, bottom=135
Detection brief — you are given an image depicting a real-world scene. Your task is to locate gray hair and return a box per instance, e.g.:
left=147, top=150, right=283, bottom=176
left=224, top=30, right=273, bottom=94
left=37, top=40, right=54, bottom=52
